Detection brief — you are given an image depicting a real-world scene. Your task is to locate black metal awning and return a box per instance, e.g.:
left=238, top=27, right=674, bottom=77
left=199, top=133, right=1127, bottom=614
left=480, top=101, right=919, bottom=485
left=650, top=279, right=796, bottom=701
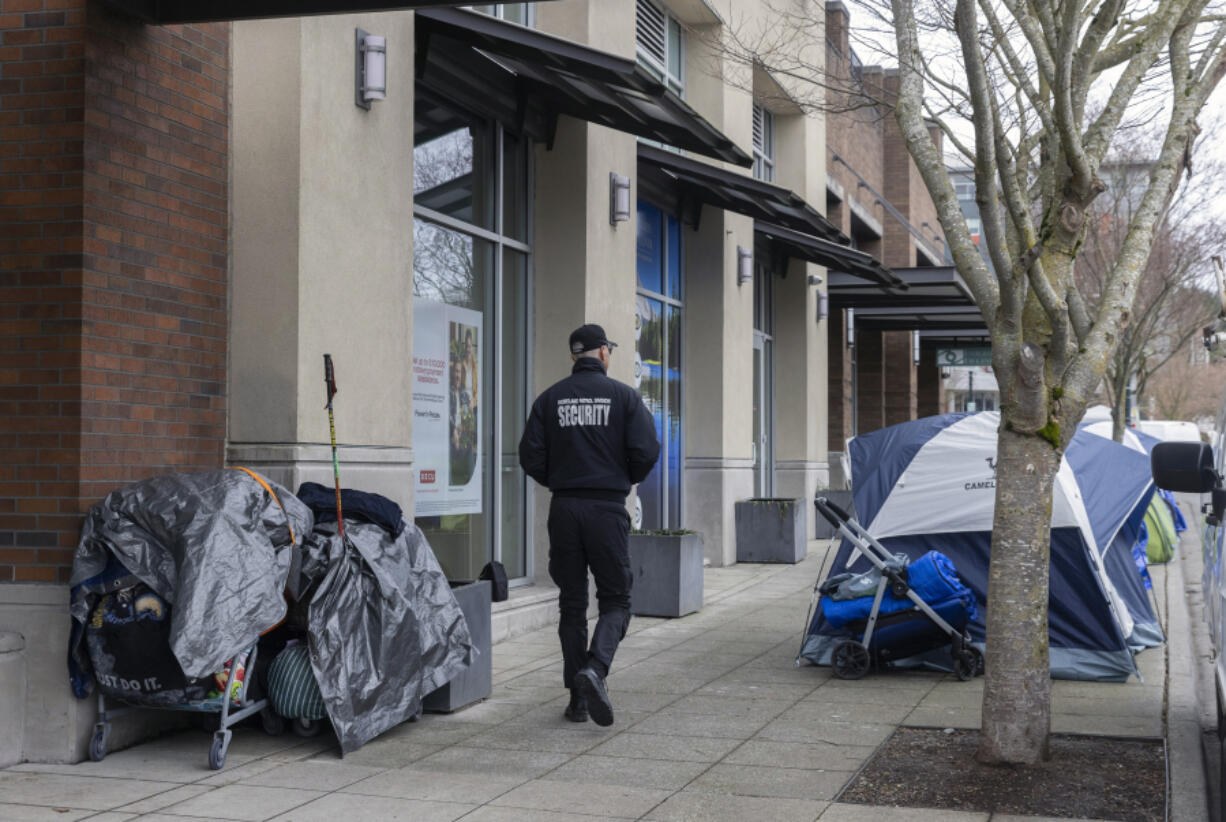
left=829, top=266, right=987, bottom=334
left=416, top=10, right=751, bottom=167
left=754, top=221, right=903, bottom=289
left=638, top=144, right=840, bottom=239
left=102, top=0, right=482, bottom=24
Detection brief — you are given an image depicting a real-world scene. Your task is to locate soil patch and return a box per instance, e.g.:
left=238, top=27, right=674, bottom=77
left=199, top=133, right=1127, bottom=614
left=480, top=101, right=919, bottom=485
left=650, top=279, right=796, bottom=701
left=840, top=726, right=1166, bottom=821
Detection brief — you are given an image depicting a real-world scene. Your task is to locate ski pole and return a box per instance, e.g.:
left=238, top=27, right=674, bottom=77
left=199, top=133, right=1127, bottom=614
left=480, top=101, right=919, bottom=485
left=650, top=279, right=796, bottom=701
left=323, top=354, right=344, bottom=540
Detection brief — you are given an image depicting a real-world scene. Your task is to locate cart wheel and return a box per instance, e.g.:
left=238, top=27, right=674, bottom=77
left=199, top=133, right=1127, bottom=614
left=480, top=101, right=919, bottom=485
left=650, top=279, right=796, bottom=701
left=832, top=640, right=871, bottom=680
left=291, top=718, right=323, bottom=738
left=208, top=730, right=231, bottom=771
left=260, top=707, right=285, bottom=737
left=89, top=724, right=108, bottom=762
left=954, top=646, right=984, bottom=681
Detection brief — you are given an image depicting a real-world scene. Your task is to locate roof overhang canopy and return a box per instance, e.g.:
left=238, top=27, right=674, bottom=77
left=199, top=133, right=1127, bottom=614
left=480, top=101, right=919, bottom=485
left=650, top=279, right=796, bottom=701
left=416, top=10, right=751, bottom=167
left=829, top=266, right=987, bottom=336
left=102, top=0, right=482, bottom=24
left=754, top=221, right=903, bottom=289
left=638, top=143, right=841, bottom=240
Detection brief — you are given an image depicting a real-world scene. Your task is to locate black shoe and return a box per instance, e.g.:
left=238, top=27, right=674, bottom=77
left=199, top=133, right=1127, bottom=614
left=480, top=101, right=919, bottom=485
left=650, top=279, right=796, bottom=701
left=564, top=691, right=588, bottom=723
left=573, top=667, right=613, bottom=727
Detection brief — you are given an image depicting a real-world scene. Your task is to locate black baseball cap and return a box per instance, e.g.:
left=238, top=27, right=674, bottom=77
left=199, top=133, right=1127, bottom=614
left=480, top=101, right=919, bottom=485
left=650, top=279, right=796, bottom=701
left=569, top=323, right=618, bottom=355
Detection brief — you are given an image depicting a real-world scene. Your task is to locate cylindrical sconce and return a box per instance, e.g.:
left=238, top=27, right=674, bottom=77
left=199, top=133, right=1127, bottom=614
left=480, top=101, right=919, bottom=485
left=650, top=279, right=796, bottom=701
left=737, top=246, right=753, bottom=285
left=609, top=173, right=631, bottom=224
left=846, top=308, right=855, bottom=348
left=356, top=29, right=387, bottom=110
left=913, top=329, right=921, bottom=365
left=816, top=292, right=829, bottom=323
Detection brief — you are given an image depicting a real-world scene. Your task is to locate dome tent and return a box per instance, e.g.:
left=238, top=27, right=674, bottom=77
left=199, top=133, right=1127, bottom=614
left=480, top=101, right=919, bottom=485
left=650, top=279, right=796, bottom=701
left=802, top=411, right=1157, bottom=681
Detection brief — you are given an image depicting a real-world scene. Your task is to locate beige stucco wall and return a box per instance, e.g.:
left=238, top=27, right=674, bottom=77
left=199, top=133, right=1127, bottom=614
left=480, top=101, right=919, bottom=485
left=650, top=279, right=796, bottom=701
left=229, top=12, right=416, bottom=507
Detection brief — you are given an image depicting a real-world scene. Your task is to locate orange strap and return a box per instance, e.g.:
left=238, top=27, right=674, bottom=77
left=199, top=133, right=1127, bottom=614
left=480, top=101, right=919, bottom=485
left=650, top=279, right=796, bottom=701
left=231, top=466, right=296, bottom=546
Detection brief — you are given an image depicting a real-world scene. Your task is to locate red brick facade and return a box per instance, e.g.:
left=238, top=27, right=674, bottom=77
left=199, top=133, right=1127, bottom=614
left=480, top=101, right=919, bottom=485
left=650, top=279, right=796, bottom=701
left=824, top=0, right=945, bottom=440
left=0, top=1, right=228, bottom=582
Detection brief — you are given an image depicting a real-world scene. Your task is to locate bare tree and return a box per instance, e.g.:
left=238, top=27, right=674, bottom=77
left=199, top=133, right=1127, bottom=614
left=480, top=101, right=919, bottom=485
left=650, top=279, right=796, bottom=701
left=1148, top=352, right=1226, bottom=421
left=1076, top=154, right=1224, bottom=440
left=718, top=0, right=1226, bottom=764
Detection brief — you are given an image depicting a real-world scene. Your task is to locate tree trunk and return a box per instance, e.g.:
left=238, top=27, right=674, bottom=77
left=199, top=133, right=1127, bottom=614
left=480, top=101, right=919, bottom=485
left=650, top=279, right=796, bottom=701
left=977, top=422, right=1061, bottom=765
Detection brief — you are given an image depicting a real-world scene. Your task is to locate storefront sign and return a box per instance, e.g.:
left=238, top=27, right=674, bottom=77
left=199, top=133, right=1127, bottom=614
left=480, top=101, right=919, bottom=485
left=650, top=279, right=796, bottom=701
left=937, top=347, right=992, bottom=367
left=412, top=299, right=483, bottom=516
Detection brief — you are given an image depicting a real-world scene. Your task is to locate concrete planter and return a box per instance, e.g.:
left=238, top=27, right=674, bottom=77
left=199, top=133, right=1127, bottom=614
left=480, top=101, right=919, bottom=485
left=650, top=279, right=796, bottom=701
left=628, top=532, right=704, bottom=618
left=813, top=490, right=855, bottom=539
left=424, top=580, right=492, bottom=713
left=0, top=632, right=25, bottom=768
left=735, top=498, right=806, bottom=563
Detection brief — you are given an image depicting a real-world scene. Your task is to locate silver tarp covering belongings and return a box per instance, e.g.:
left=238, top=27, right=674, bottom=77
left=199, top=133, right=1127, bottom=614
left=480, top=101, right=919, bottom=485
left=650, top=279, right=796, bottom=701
left=299, top=520, right=474, bottom=754
left=69, top=469, right=312, bottom=682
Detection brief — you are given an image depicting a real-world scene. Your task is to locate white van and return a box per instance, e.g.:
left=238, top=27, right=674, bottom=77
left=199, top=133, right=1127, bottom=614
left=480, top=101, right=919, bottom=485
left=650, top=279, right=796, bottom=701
left=1136, top=419, right=1203, bottom=443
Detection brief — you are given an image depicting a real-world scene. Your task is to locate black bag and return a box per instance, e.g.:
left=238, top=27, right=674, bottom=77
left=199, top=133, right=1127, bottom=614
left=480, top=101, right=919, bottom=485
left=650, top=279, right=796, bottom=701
left=479, top=561, right=508, bottom=602
left=85, top=583, right=211, bottom=707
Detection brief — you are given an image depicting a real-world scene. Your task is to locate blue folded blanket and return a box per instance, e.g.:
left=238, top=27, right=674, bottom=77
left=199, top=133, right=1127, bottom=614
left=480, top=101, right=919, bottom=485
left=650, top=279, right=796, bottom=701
left=820, top=550, right=977, bottom=628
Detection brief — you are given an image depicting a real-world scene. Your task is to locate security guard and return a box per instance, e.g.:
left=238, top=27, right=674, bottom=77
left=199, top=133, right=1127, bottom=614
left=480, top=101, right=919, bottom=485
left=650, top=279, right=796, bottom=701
left=518, top=323, right=660, bottom=726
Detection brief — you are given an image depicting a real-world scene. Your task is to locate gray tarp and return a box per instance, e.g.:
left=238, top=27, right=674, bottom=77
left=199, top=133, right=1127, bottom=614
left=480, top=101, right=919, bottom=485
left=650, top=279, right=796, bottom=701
left=70, top=469, right=312, bottom=679
left=300, top=521, right=474, bottom=755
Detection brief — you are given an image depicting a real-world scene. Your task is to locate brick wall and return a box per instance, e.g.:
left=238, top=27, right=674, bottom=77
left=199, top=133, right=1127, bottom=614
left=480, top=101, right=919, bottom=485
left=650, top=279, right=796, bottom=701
left=824, top=3, right=885, bottom=246
left=883, top=330, right=916, bottom=425
left=0, top=1, right=228, bottom=583
left=827, top=308, right=851, bottom=452
left=855, top=328, right=884, bottom=433
left=917, top=346, right=941, bottom=417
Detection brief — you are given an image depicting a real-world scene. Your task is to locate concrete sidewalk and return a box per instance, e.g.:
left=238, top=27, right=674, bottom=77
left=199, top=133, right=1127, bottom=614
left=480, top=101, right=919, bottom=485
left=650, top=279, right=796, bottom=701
left=0, top=530, right=1208, bottom=822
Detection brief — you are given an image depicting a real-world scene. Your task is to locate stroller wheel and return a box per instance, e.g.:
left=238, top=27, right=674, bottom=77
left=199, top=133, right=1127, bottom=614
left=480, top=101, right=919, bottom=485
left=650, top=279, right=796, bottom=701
left=954, top=646, right=984, bottom=681
left=832, top=640, right=871, bottom=680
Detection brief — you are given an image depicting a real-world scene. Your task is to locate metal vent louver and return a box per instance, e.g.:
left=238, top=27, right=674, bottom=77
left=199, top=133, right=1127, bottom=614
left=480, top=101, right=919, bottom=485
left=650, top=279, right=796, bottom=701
left=636, top=0, right=667, bottom=67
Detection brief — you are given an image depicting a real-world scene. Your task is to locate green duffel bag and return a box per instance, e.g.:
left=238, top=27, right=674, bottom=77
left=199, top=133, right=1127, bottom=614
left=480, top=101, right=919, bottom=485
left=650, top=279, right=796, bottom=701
left=266, top=644, right=327, bottom=721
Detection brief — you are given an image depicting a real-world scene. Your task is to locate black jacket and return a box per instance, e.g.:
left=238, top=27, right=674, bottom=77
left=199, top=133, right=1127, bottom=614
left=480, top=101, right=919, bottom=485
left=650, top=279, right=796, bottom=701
left=518, top=357, right=660, bottom=500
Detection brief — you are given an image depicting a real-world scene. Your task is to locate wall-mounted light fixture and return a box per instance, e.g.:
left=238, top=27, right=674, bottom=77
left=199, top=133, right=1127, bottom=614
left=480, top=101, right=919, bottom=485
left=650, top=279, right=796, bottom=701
left=609, top=173, right=631, bottom=225
left=355, top=29, right=387, bottom=110
left=816, top=292, right=829, bottom=323
left=845, top=308, right=855, bottom=348
left=913, top=329, right=921, bottom=366
left=737, top=246, right=753, bottom=285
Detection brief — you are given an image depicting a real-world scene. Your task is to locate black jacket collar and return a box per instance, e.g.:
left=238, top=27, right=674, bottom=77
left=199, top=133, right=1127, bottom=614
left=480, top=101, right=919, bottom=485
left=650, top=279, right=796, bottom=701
left=572, top=357, right=607, bottom=375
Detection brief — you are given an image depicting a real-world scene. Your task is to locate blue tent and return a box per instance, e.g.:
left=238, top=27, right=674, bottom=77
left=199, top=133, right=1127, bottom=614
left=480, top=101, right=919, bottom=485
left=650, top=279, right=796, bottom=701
left=803, top=411, right=1159, bottom=681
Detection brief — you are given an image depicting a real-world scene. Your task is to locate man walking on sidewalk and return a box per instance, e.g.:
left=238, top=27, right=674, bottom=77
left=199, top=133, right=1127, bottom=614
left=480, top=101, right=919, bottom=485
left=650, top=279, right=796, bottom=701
left=518, top=323, right=660, bottom=727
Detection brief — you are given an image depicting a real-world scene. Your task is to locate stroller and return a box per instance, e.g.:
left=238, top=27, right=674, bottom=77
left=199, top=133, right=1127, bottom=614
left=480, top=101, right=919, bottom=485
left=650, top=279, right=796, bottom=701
left=803, top=496, right=983, bottom=681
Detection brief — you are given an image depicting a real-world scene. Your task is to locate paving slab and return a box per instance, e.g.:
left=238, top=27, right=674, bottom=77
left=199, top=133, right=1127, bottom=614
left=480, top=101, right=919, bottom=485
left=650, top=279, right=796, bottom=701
left=757, top=717, right=897, bottom=746
left=266, top=792, right=474, bottom=821
left=236, top=759, right=385, bottom=791
left=688, top=762, right=849, bottom=800
left=0, top=805, right=95, bottom=821
left=156, top=783, right=324, bottom=821
left=341, top=769, right=527, bottom=803
left=724, top=739, right=877, bottom=771
left=545, top=754, right=711, bottom=790
left=0, top=772, right=178, bottom=812
left=642, top=790, right=828, bottom=822
left=585, top=731, right=743, bottom=763
left=490, top=778, right=672, bottom=818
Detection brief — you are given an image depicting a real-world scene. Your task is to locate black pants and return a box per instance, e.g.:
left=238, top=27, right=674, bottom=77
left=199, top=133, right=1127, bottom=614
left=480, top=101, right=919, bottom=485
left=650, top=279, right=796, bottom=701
left=547, top=495, right=632, bottom=690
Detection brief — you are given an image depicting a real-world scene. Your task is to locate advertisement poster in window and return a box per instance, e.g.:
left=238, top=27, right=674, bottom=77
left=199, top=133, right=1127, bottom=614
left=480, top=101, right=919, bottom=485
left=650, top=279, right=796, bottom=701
left=412, top=299, right=483, bottom=515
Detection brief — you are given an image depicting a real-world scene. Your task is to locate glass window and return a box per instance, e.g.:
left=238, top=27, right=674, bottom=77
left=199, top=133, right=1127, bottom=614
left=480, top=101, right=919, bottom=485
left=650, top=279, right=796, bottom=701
left=471, top=3, right=535, bottom=26
left=413, top=92, right=532, bottom=581
left=636, top=0, right=684, bottom=96
left=636, top=201, right=664, bottom=294
left=634, top=200, right=683, bottom=530
left=414, top=94, right=496, bottom=230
